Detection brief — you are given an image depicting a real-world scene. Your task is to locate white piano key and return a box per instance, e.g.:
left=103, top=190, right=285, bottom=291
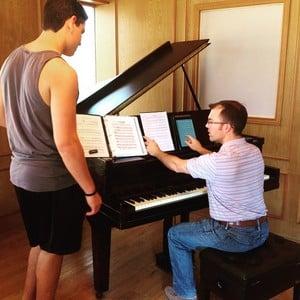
left=125, top=187, right=207, bottom=211
left=125, top=173, right=271, bottom=212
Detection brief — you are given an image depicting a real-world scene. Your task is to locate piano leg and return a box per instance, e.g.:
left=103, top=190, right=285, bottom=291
left=155, top=216, right=172, bottom=271
left=156, top=213, right=190, bottom=272
left=180, top=212, right=190, bottom=223
left=87, top=213, right=112, bottom=298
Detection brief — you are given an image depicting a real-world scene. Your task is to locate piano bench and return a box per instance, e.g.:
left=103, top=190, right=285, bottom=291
left=198, top=233, right=300, bottom=300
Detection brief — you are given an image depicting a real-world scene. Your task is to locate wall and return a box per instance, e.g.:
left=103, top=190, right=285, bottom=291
left=1, top=0, right=300, bottom=243
left=95, top=0, right=177, bottom=115
left=0, top=0, right=42, bottom=216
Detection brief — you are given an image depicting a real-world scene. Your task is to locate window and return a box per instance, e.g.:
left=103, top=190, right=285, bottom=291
left=199, top=4, right=284, bottom=119
left=63, top=5, right=96, bottom=100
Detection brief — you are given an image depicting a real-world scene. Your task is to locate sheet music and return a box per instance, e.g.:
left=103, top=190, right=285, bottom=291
left=140, top=112, right=175, bottom=151
left=104, top=115, right=147, bottom=157
left=76, top=114, right=110, bottom=157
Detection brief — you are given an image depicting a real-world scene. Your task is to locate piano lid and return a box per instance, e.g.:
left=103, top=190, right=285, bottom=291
left=76, top=39, right=210, bottom=116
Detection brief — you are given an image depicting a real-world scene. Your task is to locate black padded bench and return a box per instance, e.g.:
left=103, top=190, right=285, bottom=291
left=199, top=233, right=300, bottom=300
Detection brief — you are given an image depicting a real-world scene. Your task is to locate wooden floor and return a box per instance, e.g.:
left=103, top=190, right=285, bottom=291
left=0, top=211, right=294, bottom=300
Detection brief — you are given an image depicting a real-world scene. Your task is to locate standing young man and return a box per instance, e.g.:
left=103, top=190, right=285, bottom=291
left=0, top=1, right=102, bottom=299
left=145, top=100, right=268, bottom=300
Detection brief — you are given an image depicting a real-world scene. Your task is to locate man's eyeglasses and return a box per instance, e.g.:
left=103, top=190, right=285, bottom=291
left=206, top=121, right=227, bottom=125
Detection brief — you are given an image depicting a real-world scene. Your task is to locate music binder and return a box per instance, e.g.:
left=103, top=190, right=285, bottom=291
left=77, top=111, right=199, bottom=158
left=77, top=112, right=175, bottom=158
left=76, top=114, right=146, bottom=158
left=103, top=115, right=147, bottom=157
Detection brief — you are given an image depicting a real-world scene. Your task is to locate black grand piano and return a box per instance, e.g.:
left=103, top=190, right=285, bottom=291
left=77, top=39, right=280, bottom=297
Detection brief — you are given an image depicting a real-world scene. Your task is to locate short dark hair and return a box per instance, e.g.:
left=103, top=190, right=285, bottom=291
left=209, top=100, right=248, bottom=135
left=43, top=0, right=88, bottom=32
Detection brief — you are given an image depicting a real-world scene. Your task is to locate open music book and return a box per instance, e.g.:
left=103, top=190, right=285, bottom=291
left=76, top=111, right=176, bottom=158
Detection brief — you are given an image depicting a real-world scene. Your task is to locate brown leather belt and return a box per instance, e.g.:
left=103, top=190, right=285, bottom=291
left=216, top=216, right=268, bottom=228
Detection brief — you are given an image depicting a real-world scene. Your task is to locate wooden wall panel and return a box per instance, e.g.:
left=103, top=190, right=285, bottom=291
left=0, top=0, right=41, bottom=216
left=0, top=0, right=41, bottom=65
left=95, top=0, right=117, bottom=82
left=117, top=0, right=175, bottom=68
left=265, top=174, right=286, bottom=219
left=0, top=171, right=17, bottom=215
left=288, top=6, right=300, bottom=229
left=173, top=0, right=188, bottom=112
left=0, top=128, right=10, bottom=157
left=117, top=0, right=176, bottom=115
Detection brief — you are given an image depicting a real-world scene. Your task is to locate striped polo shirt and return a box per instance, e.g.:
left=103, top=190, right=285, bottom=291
left=186, top=138, right=267, bottom=221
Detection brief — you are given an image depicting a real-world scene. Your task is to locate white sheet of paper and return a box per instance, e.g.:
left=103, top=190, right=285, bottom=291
left=76, top=114, right=110, bottom=157
left=104, top=115, right=147, bottom=157
left=140, top=111, right=175, bottom=151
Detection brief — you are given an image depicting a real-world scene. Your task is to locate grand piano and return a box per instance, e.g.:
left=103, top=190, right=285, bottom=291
left=77, top=39, right=280, bottom=297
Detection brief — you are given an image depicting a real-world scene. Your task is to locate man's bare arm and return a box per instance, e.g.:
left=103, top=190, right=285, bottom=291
left=185, top=135, right=211, bottom=154
left=144, top=136, right=188, bottom=174
left=44, top=58, right=101, bottom=215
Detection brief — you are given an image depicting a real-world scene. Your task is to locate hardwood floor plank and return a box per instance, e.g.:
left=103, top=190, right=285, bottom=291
left=0, top=212, right=293, bottom=299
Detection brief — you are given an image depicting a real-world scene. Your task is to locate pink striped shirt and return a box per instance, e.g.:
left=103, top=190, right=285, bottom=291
left=186, top=138, right=267, bottom=221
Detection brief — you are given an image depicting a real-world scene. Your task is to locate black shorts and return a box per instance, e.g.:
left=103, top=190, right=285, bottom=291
left=14, top=184, right=87, bottom=255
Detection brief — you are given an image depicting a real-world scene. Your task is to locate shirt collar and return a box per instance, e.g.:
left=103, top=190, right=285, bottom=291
left=219, top=137, right=246, bottom=150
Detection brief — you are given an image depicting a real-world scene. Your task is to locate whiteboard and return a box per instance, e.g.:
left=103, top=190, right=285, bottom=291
left=199, top=3, right=284, bottom=118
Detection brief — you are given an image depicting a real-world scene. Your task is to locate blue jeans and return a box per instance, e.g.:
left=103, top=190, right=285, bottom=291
left=168, top=218, right=269, bottom=299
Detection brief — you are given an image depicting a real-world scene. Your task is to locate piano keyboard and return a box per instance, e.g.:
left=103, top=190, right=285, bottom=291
left=125, top=174, right=271, bottom=211
left=125, top=186, right=208, bottom=211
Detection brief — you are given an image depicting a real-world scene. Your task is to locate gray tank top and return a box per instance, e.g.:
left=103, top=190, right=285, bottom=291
left=0, top=46, right=75, bottom=191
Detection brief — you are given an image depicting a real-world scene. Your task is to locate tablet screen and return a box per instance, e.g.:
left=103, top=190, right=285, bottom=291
left=175, top=118, right=196, bottom=148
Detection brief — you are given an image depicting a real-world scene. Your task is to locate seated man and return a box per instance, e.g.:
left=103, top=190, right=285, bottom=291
left=144, top=100, right=268, bottom=300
